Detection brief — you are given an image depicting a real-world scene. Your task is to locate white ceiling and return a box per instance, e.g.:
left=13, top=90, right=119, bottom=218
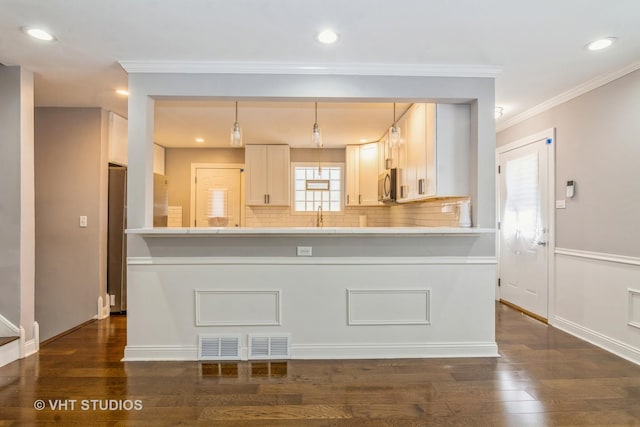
left=2, top=0, right=639, bottom=147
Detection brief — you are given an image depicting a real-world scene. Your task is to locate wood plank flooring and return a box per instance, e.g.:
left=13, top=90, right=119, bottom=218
left=2, top=303, right=640, bottom=426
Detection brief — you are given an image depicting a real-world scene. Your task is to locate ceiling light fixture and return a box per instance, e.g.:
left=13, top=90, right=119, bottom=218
left=195, top=137, right=205, bottom=143
left=389, top=103, right=401, bottom=147
left=115, top=89, right=129, bottom=96
left=311, top=102, right=323, bottom=148
left=230, top=101, right=243, bottom=147
left=495, top=106, right=504, bottom=119
left=317, top=29, right=339, bottom=44
left=22, top=27, right=56, bottom=42
left=586, top=37, right=616, bottom=51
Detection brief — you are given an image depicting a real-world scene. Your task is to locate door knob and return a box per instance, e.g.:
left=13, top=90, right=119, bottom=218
left=537, top=241, right=547, bottom=246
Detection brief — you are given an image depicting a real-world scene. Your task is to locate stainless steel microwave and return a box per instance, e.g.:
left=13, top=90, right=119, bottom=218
left=378, top=168, right=397, bottom=204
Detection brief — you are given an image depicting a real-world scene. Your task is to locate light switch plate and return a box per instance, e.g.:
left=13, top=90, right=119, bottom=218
left=297, top=246, right=312, bottom=256
left=555, top=200, right=566, bottom=209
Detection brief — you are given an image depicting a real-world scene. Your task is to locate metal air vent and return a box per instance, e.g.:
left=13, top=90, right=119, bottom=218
left=198, top=335, right=240, bottom=360
left=248, top=334, right=291, bottom=360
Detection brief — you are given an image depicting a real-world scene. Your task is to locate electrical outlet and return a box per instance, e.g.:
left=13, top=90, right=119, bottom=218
left=555, top=200, right=566, bottom=209
left=79, top=215, right=88, bottom=227
left=297, top=246, right=312, bottom=257
left=110, top=294, right=116, bottom=306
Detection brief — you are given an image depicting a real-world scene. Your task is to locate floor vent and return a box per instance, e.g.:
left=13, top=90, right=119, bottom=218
left=198, top=335, right=241, bottom=360
left=249, top=335, right=291, bottom=359
left=248, top=334, right=291, bottom=360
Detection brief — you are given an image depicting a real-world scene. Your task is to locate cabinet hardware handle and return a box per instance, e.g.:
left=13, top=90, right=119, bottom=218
left=359, top=194, right=362, bottom=205
left=347, top=195, right=350, bottom=204
left=267, top=194, right=270, bottom=204
left=418, top=179, right=425, bottom=195
left=264, top=194, right=267, bottom=204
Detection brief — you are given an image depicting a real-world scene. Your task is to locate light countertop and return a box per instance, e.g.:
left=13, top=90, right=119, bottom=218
left=126, top=227, right=495, bottom=237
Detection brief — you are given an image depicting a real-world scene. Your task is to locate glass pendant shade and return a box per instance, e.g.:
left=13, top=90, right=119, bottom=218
left=311, top=102, right=323, bottom=148
left=389, top=102, right=400, bottom=147
left=389, top=124, right=401, bottom=147
left=230, top=102, right=243, bottom=147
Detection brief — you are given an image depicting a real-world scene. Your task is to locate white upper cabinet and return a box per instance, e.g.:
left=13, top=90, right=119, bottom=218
left=345, top=142, right=380, bottom=206
left=345, top=145, right=360, bottom=206
left=108, top=112, right=128, bottom=166
left=245, top=145, right=290, bottom=206
left=395, top=103, right=470, bottom=202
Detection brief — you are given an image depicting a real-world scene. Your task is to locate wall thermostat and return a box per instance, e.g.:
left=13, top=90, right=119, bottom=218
left=566, top=180, right=575, bottom=198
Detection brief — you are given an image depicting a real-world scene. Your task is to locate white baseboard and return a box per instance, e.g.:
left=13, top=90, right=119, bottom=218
left=0, top=339, right=20, bottom=368
left=292, top=343, right=499, bottom=359
left=96, top=296, right=110, bottom=320
left=553, top=315, right=640, bottom=366
left=123, top=342, right=499, bottom=361
left=123, top=345, right=199, bottom=361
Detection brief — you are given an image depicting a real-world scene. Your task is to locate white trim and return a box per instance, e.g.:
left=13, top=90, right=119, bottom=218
left=628, top=289, right=640, bottom=329
left=495, top=128, right=556, bottom=320
left=195, top=290, right=281, bottom=326
left=128, top=256, right=497, bottom=266
left=96, top=295, right=110, bottom=320
left=23, top=338, right=38, bottom=358
left=555, top=247, right=640, bottom=266
left=291, top=342, right=499, bottom=359
left=190, top=163, right=246, bottom=228
left=0, top=314, right=20, bottom=336
left=497, top=60, right=640, bottom=132
left=0, top=339, right=20, bottom=368
left=347, top=289, right=431, bottom=325
left=122, top=342, right=498, bottom=361
left=17, top=321, right=39, bottom=358
left=553, top=316, right=640, bottom=366
left=119, top=61, right=502, bottom=78
left=123, top=345, right=199, bottom=361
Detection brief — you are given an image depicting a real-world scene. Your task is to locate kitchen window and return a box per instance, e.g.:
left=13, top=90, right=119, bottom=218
left=292, top=163, right=343, bottom=212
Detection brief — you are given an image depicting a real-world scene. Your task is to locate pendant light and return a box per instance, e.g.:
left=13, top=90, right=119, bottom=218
left=311, top=102, right=323, bottom=148
left=230, top=101, right=243, bottom=147
left=389, top=103, right=401, bottom=147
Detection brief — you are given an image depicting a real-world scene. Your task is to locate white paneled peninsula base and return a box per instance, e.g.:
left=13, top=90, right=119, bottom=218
left=124, top=227, right=498, bottom=361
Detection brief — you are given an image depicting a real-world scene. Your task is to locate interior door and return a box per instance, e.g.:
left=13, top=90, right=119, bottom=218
left=195, top=168, right=242, bottom=227
left=498, top=138, right=549, bottom=319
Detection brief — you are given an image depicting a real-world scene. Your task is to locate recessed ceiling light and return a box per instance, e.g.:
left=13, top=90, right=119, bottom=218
left=359, top=139, right=368, bottom=143
left=317, top=29, right=339, bottom=44
left=115, top=89, right=129, bottom=96
left=586, top=37, right=616, bottom=51
left=195, top=137, right=205, bottom=143
left=21, top=27, right=56, bottom=42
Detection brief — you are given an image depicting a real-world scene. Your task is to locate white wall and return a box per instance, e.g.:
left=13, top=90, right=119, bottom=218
left=497, top=68, right=640, bottom=364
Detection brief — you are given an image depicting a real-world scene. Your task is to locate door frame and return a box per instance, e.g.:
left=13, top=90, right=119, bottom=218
left=189, top=163, right=246, bottom=228
left=495, top=128, right=556, bottom=322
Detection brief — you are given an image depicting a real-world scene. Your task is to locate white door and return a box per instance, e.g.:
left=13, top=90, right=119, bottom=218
left=194, top=168, right=242, bottom=227
left=498, top=137, right=550, bottom=319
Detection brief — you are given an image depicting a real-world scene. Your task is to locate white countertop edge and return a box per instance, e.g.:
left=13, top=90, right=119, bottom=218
left=126, top=227, right=495, bottom=236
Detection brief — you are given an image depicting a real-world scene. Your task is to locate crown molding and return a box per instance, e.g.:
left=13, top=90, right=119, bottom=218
left=119, top=61, right=502, bottom=78
left=497, top=60, right=640, bottom=132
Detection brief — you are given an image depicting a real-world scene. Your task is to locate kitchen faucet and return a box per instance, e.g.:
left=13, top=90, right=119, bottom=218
left=316, top=205, right=323, bottom=228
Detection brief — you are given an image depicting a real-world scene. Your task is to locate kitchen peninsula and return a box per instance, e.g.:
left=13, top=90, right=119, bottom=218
left=121, top=67, right=499, bottom=361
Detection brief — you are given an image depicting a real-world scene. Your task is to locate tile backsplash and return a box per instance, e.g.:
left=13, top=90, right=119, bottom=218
left=245, top=197, right=470, bottom=228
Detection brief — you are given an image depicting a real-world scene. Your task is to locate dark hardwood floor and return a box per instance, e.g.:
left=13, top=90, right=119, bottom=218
left=2, top=303, right=640, bottom=426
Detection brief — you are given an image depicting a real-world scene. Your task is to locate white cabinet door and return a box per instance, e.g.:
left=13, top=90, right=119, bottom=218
left=409, top=103, right=428, bottom=199
left=245, top=145, right=290, bottom=206
left=345, top=145, right=360, bottom=206
left=359, top=142, right=379, bottom=206
left=396, top=112, right=411, bottom=202
left=245, top=145, right=269, bottom=205
left=266, top=145, right=290, bottom=206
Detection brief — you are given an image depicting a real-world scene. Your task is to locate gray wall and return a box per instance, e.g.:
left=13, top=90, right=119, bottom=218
left=0, top=66, right=35, bottom=340
left=34, top=107, right=107, bottom=341
left=497, top=69, right=640, bottom=257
